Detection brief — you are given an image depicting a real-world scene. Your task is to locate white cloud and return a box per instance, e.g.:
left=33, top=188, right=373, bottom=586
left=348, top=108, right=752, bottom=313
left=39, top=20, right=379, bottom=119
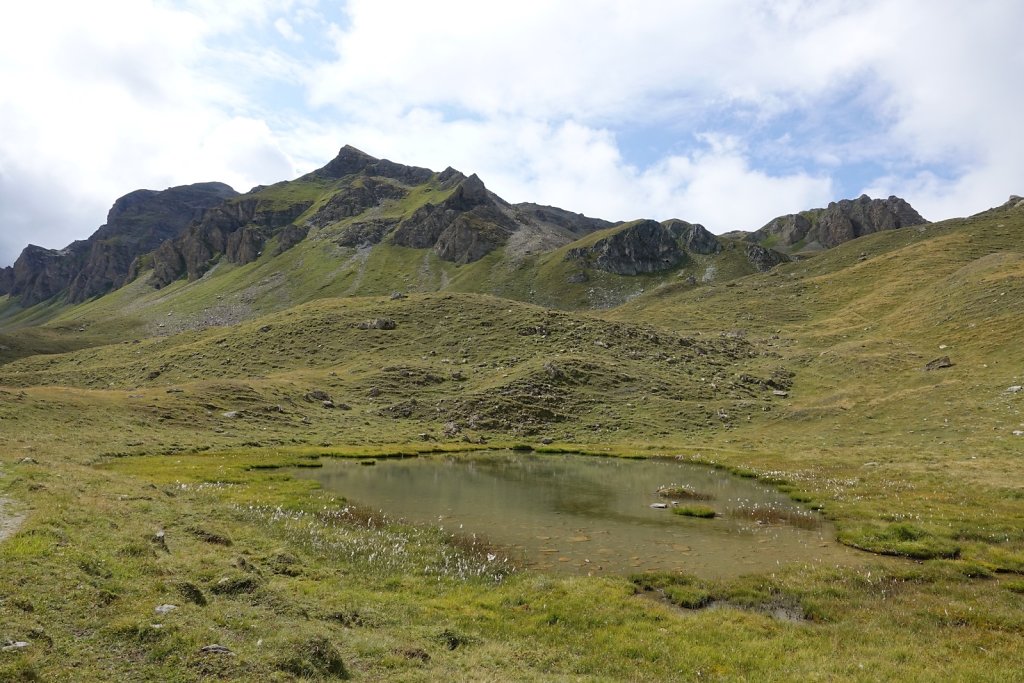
left=274, top=17, right=303, bottom=42
left=853, top=1, right=1024, bottom=217
left=0, top=1, right=301, bottom=263
left=2, top=0, right=1022, bottom=267
left=306, top=0, right=1024, bottom=225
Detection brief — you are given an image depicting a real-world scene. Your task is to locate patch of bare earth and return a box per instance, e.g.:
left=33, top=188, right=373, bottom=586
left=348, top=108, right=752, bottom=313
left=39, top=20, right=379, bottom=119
left=0, top=497, right=25, bottom=542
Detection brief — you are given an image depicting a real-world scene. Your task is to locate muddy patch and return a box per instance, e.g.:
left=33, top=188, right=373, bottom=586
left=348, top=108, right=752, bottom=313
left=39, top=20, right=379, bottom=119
left=0, top=497, right=26, bottom=542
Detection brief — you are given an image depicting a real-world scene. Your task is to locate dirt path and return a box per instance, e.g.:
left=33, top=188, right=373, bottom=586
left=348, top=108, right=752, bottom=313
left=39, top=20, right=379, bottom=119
left=0, top=496, right=25, bottom=542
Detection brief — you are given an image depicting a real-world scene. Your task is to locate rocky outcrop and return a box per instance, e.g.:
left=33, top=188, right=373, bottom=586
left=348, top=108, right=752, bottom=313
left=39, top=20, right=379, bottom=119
left=336, top=219, right=400, bottom=248
left=999, top=194, right=1024, bottom=210
left=748, top=195, right=927, bottom=252
left=745, top=244, right=789, bottom=272
left=3, top=243, right=88, bottom=305
left=274, top=224, right=310, bottom=255
left=664, top=220, right=721, bottom=255
left=513, top=203, right=613, bottom=237
left=225, top=226, right=264, bottom=264
left=391, top=174, right=520, bottom=264
left=565, top=220, right=683, bottom=275
left=149, top=197, right=311, bottom=286
left=307, top=178, right=408, bottom=227
left=0, top=265, right=12, bottom=293
left=0, top=182, right=236, bottom=306
left=563, top=219, right=733, bottom=276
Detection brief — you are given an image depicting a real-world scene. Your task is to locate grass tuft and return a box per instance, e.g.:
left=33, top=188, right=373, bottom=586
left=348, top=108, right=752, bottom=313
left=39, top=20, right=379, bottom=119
left=672, top=504, right=717, bottom=519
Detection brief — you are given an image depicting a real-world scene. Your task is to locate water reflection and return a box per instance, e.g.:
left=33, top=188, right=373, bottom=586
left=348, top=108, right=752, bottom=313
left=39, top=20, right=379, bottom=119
left=294, top=451, right=861, bottom=577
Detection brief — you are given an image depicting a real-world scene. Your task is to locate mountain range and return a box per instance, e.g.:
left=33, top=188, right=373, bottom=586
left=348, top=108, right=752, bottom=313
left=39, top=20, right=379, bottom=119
left=0, top=145, right=931, bottom=317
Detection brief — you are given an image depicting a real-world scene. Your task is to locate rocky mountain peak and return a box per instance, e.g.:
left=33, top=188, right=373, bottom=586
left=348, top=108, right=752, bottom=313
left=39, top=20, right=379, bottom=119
left=448, top=174, right=489, bottom=209
left=747, top=194, right=928, bottom=252
left=309, top=145, right=435, bottom=186
left=316, top=145, right=378, bottom=179
left=438, top=166, right=467, bottom=186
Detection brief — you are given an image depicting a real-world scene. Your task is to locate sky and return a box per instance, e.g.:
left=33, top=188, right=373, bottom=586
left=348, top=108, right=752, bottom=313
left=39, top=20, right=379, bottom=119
left=1, top=0, right=1022, bottom=267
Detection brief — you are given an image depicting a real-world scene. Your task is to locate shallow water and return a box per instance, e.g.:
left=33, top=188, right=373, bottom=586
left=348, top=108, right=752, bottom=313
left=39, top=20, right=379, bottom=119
left=295, top=451, right=862, bottom=578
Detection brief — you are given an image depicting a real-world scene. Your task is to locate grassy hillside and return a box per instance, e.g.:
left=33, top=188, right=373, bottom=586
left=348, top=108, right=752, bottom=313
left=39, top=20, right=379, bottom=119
left=1, top=201, right=1023, bottom=680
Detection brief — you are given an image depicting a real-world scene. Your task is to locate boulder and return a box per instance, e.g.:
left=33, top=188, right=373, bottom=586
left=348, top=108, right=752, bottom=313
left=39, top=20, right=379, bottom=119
left=924, top=356, right=954, bottom=371
left=745, top=244, right=789, bottom=272
left=356, top=318, right=397, bottom=330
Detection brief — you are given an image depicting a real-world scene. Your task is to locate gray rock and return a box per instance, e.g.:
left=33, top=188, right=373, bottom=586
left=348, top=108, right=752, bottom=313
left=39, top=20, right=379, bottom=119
left=649, top=503, right=669, bottom=509
left=0, top=183, right=237, bottom=306
left=1, top=641, right=30, bottom=652
left=356, top=318, right=397, bottom=330
left=664, top=220, right=721, bottom=255
left=154, top=604, right=178, bottom=614
left=566, top=271, right=588, bottom=284
left=1007, top=386, right=1022, bottom=393
left=924, top=356, right=953, bottom=371
left=745, top=244, right=789, bottom=272
left=392, top=174, right=517, bottom=264
left=221, top=411, right=240, bottom=418
left=304, top=390, right=331, bottom=402
left=747, top=194, right=928, bottom=252
left=199, top=644, right=235, bottom=656
left=565, top=220, right=682, bottom=275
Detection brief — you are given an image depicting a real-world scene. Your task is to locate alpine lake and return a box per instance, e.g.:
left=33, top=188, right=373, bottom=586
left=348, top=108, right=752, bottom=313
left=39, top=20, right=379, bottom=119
left=294, top=450, right=864, bottom=577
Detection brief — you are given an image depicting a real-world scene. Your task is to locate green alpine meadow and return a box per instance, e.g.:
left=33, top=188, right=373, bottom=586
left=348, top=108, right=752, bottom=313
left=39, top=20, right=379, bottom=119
left=1, top=146, right=1022, bottom=681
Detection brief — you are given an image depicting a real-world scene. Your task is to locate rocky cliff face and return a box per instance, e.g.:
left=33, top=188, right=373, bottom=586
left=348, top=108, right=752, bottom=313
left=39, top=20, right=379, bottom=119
left=391, top=174, right=523, bottom=263
left=0, top=182, right=237, bottom=306
left=148, top=197, right=311, bottom=287
left=4, top=243, right=88, bottom=305
left=563, top=219, right=746, bottom=276
left=512, top=203, right=613, bottom=237
left=748, top=195, right=927, bottom=252
left=565, top=220, right=683, bottom=275
left=664, top=220, right=721, bottom=255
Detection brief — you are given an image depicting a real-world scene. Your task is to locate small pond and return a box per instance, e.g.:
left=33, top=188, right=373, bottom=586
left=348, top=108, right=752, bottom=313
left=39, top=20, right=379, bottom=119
left=294, top=450, right=862, bottom=578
